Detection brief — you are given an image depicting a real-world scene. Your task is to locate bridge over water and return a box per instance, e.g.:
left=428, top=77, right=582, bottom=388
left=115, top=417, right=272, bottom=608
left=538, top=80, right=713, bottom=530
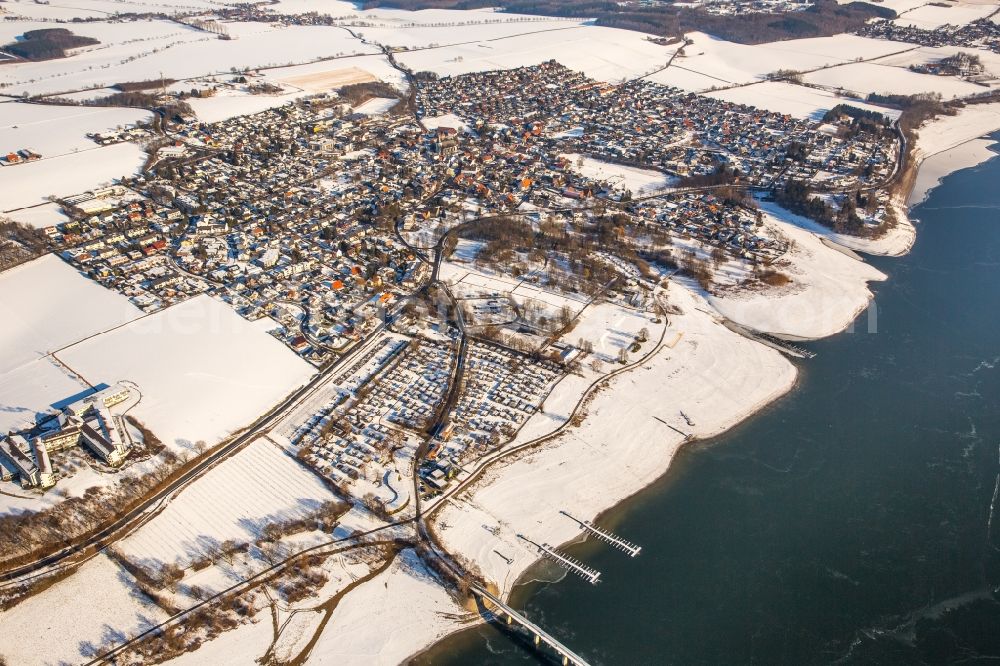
left=470, top=584, right=592, bottom=666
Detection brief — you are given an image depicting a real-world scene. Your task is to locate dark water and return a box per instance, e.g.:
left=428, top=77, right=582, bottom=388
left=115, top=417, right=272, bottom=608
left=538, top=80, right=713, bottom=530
left=418, top=142, right=1000, bottom=666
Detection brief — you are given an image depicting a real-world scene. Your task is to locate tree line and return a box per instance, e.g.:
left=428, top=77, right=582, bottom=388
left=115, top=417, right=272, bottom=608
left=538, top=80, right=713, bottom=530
left=3, top=28, right=99, bottom=61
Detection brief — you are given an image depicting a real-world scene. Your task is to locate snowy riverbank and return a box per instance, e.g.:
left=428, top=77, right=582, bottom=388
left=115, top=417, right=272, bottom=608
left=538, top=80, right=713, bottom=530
left=394, top=105, right=1000, bottom=664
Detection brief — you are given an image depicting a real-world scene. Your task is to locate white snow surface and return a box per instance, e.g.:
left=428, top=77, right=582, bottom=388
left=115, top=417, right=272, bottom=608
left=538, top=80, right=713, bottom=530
left=0, top=101, right=150, bottom=159
left=0, top=142, right=147, bottom=212
left=708, top=211, right=887, bottom=339
left=432, top=284, right=797, bottom=599
left=893, top=2, right=997, bottom=30
left=421, top=113, right=469, bottom=132
left=564, top=153, right=673, bottom=194
left=0, top=254, right=141, bottom=375
left=58, top=294, right=315, bottom=449
left=908, top=102, right=1000, bottom=205
left=353, top=96, right=399, bottom=116
left=117, top=438, right=337, bottom=569
left=188, top=88, right=304, bottom=123
left=803, top=62, right=985, bottom=99
left=0, top=554, right=170, bottom=666
left=306, top=548, right=464, bottom=665
left=657, top=32, right=910, bottom=87
left=0, top=22, right=379, bottom=98
left=398, top=25, right=679, bottom=82
left=706, top=82, right=901, bottom=121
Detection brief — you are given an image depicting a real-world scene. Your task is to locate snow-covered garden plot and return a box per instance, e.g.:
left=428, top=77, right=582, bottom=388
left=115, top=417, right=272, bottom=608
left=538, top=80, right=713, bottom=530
left=116, top=438, right=337, bottom=570
left=563, top=154, right=673, bottom=194
left=0, top=254, right=141, bottom=375
left=397, top=25, right=677, bottom=82
left=0, top=553, right=170, bottom=666
left=0, top=142, right=147, bottom=212
left=59, top=294, right=315, bottom=450
left=353, top=96, right=399, bottom=116
left=802, top=62, right=986, bottom=99
left=0, top=101, right=150, bottom=159
left=706, top=82, right=901, bottom=121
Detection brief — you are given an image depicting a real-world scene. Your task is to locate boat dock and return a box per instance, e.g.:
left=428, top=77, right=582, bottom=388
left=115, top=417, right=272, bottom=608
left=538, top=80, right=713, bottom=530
left=560, top=511, right=642, bottom=557
left=517, top=534, right=602, bottom=584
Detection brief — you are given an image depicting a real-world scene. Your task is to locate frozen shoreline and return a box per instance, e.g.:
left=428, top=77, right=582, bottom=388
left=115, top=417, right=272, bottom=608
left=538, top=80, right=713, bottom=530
left=393, top=105, right=1000, bottom=664
left=905, top=102, right=1000, bottom=211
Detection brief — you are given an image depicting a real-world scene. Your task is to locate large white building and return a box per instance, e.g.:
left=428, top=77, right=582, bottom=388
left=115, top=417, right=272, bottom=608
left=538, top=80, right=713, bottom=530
left=0, top=384, right=135, bottom=490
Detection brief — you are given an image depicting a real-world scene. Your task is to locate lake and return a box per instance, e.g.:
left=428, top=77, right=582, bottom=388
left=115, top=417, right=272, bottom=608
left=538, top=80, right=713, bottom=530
left=418, top=139, right=1000, bottom=665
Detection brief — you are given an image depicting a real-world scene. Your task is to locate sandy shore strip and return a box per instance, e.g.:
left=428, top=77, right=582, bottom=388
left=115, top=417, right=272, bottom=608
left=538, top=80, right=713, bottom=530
left=907, top=102, right=1000, bottom=209
left=909, top=137, right=1000, bottom=207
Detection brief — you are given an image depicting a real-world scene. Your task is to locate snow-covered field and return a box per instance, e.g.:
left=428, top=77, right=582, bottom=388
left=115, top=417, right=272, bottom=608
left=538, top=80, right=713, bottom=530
left=802, top=62, right=987, bottom=99
left=273, top=64, right=376, bottom=92
left=59, top=294, right=315, bottom=449
left=0, top=356, right=91, bottom=436
left=568, top=300, right=658, bottom=364
left=564, top=154, right=673, bottom=194
left=708, top=211, right=887, bottom=339
left=2, top=0, right=221, bottom=21
left=0, top=142, right=147, bottom=212
left=0, top=101, right=150, bottom=158
left=873, top=45, right=1000, bottom=80
left=5, top=202, right=70, bottom=230
left=353, top=96, right=399, bottom=116
left=398, top=25, right=678, bottom=82
left=264, top=54, right=407, bottom=91
left=187, top=87, right=305, bottom=124
left=0, top=254, right=141, bottom=375
left=0, top=553, right=170, bottom=666
left=653, top=32, right=909, bottom=88
left=0, top=101, right=151, bottom=211
left=117, top=438, right=337, bottom=570
left=432, top=284, right=797, bottom=598
left=349, top=17, right=586, bottom=51
left=305, top=548, right=464, bottom=665
left=893, top=2, right=997, bottom=30
left=706, top=82, right=901, bottom=121
left=0, top=21, right=379, bottom=98
left=421, top=113, right=469, bottom=132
